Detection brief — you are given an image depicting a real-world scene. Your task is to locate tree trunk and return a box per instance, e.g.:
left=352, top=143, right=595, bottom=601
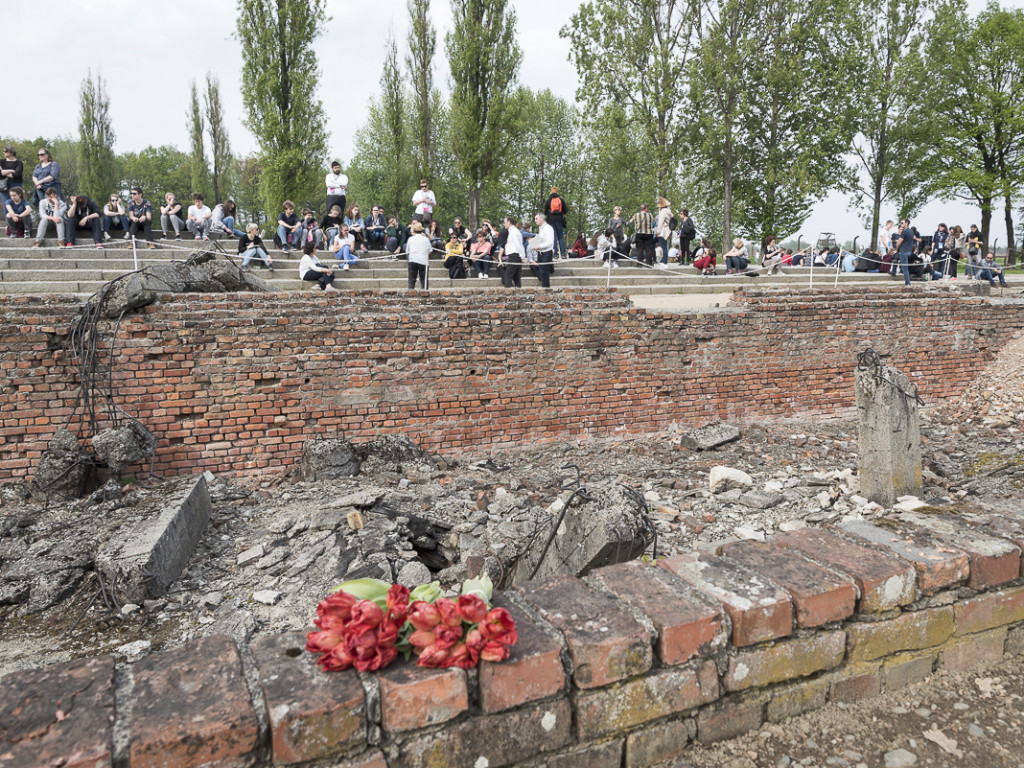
left=1005, top=194, right=1016, bottom=265
left=869, top=173, right=883, bottom=253
left=721, top=131, right=733, bottom=252
left=468, top=186, right=481, bottom=232
left=980, top=197, right=992, bottom=253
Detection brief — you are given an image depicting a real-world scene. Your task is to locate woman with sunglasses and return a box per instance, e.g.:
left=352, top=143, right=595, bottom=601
left=103, top=194, right=130, bottom=240
left=31, top=148, right=60, bottom=204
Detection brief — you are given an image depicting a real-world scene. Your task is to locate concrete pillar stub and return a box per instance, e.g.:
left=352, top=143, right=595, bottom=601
left=855, top=362, right=923, bottom=507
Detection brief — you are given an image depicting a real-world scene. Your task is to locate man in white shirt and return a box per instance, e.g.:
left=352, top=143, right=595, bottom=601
left=412, top=179, right=436, bottom=225
left=499, top=216, right=525, bottom=288
left=186, top=193, right=212, bottom=239
left=531, top=213, right=555, bottom=288
left=325, top=161, right=348, bottom=217
left=878, top=219, right=894, bottom=253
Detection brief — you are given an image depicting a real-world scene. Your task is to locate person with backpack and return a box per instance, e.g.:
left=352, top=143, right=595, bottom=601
left=677, top=209, right=696, bottom=263
left=544, top=186, right=568, bottom=260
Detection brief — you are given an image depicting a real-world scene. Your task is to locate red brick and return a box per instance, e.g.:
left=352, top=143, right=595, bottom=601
left=516, top=574, right=653, bottom=689
left=776, top=527, right=917, bottom=612
left=129, top=635, right=260, bottom=768
left=696, top=696, right=764, bottom=744
left=940, top=628, right=1007, bottom=672
left=398, top=698, right=573, bottom=768
left=590, top=560, right=728, bottom=664
left=250, top=632, right=366, bottom=764
left=660, top=552, right=793, bottom=646
left=839, top=520, right=969, bottom=595
left=575, top=661, right=719, bottom=739
left=378, top=660, right=467, bottom=733
left=955, top=586, right=1024, bottom=635
left=479, top=604, right=565, bottom=713
left=964, top=511, right=1024, bottom=575
left=0, top=656, right=114, bottom=768
left=897, top=511, right=1021, bottom=589
left=333, top=749, right=388, bottom=768
left=720, top=540, right=857, bottom=627
left=829, top=665, right=882, bottom=703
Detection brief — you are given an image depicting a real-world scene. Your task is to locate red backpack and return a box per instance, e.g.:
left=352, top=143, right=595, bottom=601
left=549, top=196, right=563, bottom=214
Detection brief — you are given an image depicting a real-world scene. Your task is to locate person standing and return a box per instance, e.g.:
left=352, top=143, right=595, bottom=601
left=325, top=161, right=348, bottom=215
left=932, top=223, right=949, bottom=277
left=893, top=218, right=915, bottom=286
left=531, top=213, right=555, bottom=287
left=406, top=220, right=431, bottom=290
left=412, top=179, right=436, bottom=225
left=608, top=206, right=628, bottom=260
left=677, top=209, right=696, bottom=263
left=544, top=186, right=569, bottom=260
left=498, top=216, right=525, bottom=288
left=31, top=148, right=60, bottom=204
left=127, top=187, right=157, bottom=248
left=630, top=204, right=656, bottom=265
left=655, top=197, right=673, bottom=266
left=877, top=219, right=895, bottom=253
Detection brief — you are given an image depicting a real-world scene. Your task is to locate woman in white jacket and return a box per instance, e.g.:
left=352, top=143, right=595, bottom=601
left=407, top=220, right=431, bottom=290
left=655, top=197, right=673, bottom=265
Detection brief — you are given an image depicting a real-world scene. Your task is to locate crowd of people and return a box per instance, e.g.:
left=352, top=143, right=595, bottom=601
left=2, top=146, right=1006, bottom=291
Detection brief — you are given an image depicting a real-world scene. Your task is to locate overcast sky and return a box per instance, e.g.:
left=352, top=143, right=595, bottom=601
left=5, top=0, right=1019, bottom=244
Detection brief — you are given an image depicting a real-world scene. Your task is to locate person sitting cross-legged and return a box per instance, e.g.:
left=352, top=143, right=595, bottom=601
left=237, top=223, right=273, bottom=270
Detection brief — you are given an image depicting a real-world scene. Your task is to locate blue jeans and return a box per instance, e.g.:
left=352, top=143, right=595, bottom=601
left=536, top=250, right=553, bottom=287
left=979, top=268, right=1006, bottom=287
left=552, top=221, right=566, bottom=258
left=104, top=214, right=130, bottom=233
left=240, top=246, right=272, bottom=268
left=33, top=182, right=61, bottom=205
left=217, top=215, right=246, bottom=238
left=333, top=243, right=359, bottom=265
left=898, top=251, right=911, bottom=285
left=366, top=229, right=386, bottom=249
left=656, top=236, right=669, bottom=263
left=277, top=224, right=304, bottom=249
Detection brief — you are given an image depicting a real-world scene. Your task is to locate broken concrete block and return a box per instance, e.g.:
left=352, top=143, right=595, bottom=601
left=252, top=590, right=282, bottom=605
left=91, top=420, right=158, bottom=473
left=96, top=474, right=211, bottom=603
left=301, top=435, right=362, bottom=480
left=347, top=511, right=366, bottom=530
left=237, top=544, right=264, bottom=565
left=738, top=489, right=784, bottom=510
left=709, top=466, right=754, bottom=494
left=31, top=427, right=91, bottom=501
left=681, top=422, right=741, bottom=451
left=856, top=361, right=923, bottom=506
left=509, top=485, right=654, bottom=585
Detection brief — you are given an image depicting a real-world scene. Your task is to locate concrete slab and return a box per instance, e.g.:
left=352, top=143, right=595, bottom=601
left=96, top=474, right=211, bottom=602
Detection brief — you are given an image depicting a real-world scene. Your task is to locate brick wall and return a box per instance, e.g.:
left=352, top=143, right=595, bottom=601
left=0, top=288, right=1019, bottom=481
left=4, top=516, right=1024, bottom=768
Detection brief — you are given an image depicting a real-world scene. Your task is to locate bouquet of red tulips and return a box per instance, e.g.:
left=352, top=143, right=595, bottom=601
left=305, top=575, right=517, bottom=672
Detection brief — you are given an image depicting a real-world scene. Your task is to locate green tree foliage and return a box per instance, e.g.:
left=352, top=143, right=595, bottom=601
left=349, top=30, right=414, bottom=219
left=562, top=0, right=697, bottom=198
left=205, top=73, right=233, bottom=204
left=925, top=0, right=1024, bottom=261
left=233, top=155, right=265, bottom=226
left=447, top=0, right=522, bottom=229
left=77, top=71, right=118, bottom=201
left=236, top=0, right=330, bottom=215
left=845, top=0, right=935, bottom=250
left=728, top=0, right=858, bottom=243
left=187, top=81, right=209, bottom=199
left=119, top=146, right=192, bottom=201
left=406, top=0, right=437, bottom=183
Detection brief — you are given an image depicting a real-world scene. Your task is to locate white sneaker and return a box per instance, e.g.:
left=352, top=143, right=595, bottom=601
left=342, top=263, right=350, bottom=270
left=612, top=262, right=619, bottom=269
left=103, top=232, right=111, bottom=241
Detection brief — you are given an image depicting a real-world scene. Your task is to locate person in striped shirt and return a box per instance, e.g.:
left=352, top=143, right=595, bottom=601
left=630, top=204, right=656, bottom=265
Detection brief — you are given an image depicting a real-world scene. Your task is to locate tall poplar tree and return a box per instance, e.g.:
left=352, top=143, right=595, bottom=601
left=236, top=0, right=330, bottom=214
left=406, top=0, right=436, bottom=184
left=77, top=70, right=117, bottom=201
left=205, top=72, right=232, bottom=204
left=447, top=0, right=522, bottom=228
left=187, top=81, right=209, bottom=199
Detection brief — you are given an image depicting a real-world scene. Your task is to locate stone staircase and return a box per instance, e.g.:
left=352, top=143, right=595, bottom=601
left=0, top=239, right=989, bottom=298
